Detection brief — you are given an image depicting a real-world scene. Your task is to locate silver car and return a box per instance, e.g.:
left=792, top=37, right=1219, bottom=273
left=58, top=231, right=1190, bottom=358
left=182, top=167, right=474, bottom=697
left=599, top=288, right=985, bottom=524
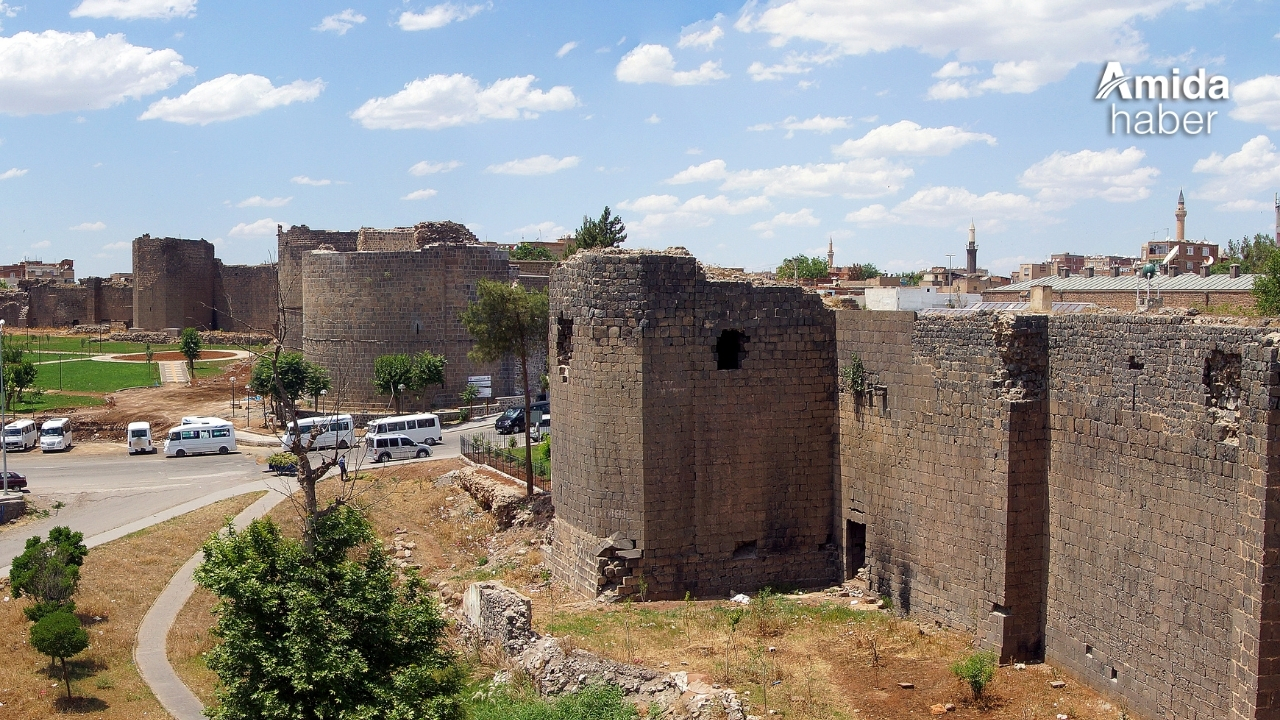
left=364, top=433, right=432, bottom=463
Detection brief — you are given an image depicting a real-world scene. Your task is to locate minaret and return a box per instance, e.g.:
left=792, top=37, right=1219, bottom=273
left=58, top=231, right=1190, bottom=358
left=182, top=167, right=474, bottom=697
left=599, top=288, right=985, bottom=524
left=1176, top=189, right=1187, bottom=241
left=966, top=220, right=978, bottom=274
left=827, top=237, right=834, bottom=269
left=1274, top=192, right=1278, bottom=244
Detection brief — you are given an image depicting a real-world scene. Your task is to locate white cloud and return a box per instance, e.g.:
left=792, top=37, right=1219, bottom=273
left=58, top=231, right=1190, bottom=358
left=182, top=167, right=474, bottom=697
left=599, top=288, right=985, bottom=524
left=746, top=50, right=840, bottom=82
left=351, top=74, right=578, bottom=130
left=834, top=120, right=997, bottom=157
left=738, top=0, right=1173, bottom=95
left=229, top=218, right=279, bottom=237
left=556, top=41, right=577, bottom=58
left=686, top=147, right=703, bottom=155
left=1231, top=75, right=1280, bottom=129
left=398, top=2, right=486, bottom=31
left=846, top=186, right=1049, bottom=231
left=486, top=155, right=580, bottom=175
left=933, top=61, right=977, bottom=78
left=0, top=167, right=27, bottom=180
left=101, top=241, right=130, bottom=251
left=753, top=114, right=851, bottom=137
left=750, top=208, right=820, bottom=237
left=30, top=240, right=50, bottom=249
left=314, top=9, right=366, bottom=35
left=70, top=0, right=196, bottom=20
left=237, top=195, right=291, bottom=208
left=667, top=159, right=728, bottom=184
left=1217, top=199, right=1271, bottom=212
left=0, top=3, right=17, bottom=31
left=1192, top=135, right=1280, bottom=209
left=291, top=175, right=332, bottom=186
left=140, top=74, right=324, bottom=125
left=409, top=160, right=462, bottom=175
left=402, top=189, right=438, bottom=200
left=645, top=114, right=661, bottom=124
left=1018, top=147, right=1158, bottom=203
left=615, top=44, right=728, bottom=86
left=678, top=25, right=724, bottom=50
left=510, top=221, right=567, bottom=239
left=622, top=193, right=772, bottom=237
left=70, top=221, right=106, bottom=231
left=0, top=31, right=193, bottom=116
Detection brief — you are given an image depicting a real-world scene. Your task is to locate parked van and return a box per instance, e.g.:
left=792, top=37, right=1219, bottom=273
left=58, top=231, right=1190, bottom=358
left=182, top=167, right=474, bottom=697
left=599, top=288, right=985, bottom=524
left=3, top=419, right=37, bottom=451
left=128, top=421, right=155, bottom=454
left=367, top=413, right=442, bottom=446
left=364, top=433, right=432, bottom=463
left=164, top=419, right=236, bottom=457
left=281, top=414, right=355, bottom=452
left=181, top=416, right=225, bottom=426
left=39, top=418, right=73, bottom=452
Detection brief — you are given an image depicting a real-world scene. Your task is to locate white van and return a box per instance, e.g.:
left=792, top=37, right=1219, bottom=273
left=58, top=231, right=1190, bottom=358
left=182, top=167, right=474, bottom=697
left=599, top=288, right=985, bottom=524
left=165, top=419, right=236, bottom=457
left=181, top=416, right=226, bottom=426
left=39, top=418, right=73, bottom=452
left=128, top=421, right=155, bottom=454
left=281, top=414, right=355, bottom=452
left=3, top=419, right=37, bottom=451
left=367, top=413, right=442, bottom=446
left=364, top=433, right=432, bottom=463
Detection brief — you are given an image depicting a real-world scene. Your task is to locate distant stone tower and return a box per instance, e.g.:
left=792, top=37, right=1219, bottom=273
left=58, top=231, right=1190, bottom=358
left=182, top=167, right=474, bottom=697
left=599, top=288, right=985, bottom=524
left=966, top=220, right=978, bottom=274
left=827, top=237, right=834, bottom=270
left=1176, top=189, right=1187, bottom=241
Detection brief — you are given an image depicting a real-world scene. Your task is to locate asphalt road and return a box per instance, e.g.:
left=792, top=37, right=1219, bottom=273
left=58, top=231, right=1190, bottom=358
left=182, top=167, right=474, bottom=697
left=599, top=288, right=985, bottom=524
left=0, top=416, right=489, bottom=569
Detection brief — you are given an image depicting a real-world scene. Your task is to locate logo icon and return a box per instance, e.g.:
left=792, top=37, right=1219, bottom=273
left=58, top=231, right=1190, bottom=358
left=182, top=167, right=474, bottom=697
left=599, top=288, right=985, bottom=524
left=1096, top=62, right=1132, bottom=100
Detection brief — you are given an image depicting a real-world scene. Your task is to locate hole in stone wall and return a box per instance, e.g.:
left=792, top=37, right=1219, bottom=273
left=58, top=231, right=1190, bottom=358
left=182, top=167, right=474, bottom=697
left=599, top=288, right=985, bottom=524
left=414, top=321, right=420, bottom=335
left=1204, top=349, right=1242, bottom=411
left=1085, top=644, right=1093, bottom=658
left=716, top=329, right=747, bottom=370
left=556, top=316, right=574, bottom=366
left=731, top=540, right=758, bottom=560
left=1110, top=667, right=1118, bottom=682
left=1127, top=356, right=1144, bottom=370
left=846, top=520, right=866, bottom=577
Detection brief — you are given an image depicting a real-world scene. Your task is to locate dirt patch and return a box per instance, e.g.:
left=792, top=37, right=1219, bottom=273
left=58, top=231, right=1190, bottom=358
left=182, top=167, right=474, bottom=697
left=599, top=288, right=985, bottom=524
left=113, top=351, right=237, bottom=362
left=0, top=491, right=264, bottom=719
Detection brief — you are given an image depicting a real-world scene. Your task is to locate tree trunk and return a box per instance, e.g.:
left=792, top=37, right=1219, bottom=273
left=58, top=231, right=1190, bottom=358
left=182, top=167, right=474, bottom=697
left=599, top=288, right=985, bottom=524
left=520, top=349, right=533, bottom=497
left=61, top=656, right=70, bottom=700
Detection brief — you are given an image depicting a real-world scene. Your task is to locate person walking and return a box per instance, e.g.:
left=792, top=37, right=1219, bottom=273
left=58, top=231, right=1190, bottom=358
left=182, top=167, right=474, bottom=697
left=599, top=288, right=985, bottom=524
left=338, top=455, right=347, bottom=482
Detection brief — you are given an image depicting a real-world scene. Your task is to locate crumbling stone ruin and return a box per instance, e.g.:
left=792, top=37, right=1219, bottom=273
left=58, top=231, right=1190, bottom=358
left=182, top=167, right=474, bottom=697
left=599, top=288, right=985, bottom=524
left=549, top=247, right=1280, bottom=720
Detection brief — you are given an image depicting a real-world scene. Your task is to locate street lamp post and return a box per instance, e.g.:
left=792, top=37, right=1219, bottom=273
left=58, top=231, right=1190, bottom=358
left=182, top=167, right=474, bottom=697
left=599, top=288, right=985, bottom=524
left=945, top=254, right=955, bottom=288
left=397, top=384, right=406, bottom=414
left=1, top=318, right=8, bottom=496
left=319, top=388, right=327, bottom=417
left=230, top=376, right=237, bottom=409
left=245, top=385, right=251, bottom=427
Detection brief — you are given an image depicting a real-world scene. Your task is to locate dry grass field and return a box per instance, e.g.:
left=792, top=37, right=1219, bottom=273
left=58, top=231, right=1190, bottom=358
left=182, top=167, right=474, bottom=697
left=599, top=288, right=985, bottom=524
left=0, top=492, right=264, bottom=718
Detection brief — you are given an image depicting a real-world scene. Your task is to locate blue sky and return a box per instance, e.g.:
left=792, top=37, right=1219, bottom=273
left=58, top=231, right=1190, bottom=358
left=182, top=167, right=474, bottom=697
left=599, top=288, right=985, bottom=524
left=1, top=0, right=1278, bottom=277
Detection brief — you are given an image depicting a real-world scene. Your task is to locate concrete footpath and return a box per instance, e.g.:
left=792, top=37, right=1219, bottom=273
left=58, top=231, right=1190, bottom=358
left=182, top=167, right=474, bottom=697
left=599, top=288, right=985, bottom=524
left=134, top=482, right=296, bottom=720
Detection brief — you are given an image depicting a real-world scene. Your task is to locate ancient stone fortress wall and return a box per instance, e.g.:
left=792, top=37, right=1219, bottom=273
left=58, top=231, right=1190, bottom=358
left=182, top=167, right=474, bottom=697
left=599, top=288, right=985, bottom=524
left=549, top=249, right=838, bottom=601
left=132, top=235, right=217, bottom=331
left=277, top=225, right=359, bottom=348
left=837, top=310, right=1280, bottom=720
left=300, top=243, right=516, bottom=407
left=212, top=262, right=279, bottom=333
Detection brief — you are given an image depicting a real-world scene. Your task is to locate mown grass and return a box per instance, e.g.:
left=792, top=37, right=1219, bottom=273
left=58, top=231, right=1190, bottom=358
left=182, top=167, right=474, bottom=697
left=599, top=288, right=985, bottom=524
left=34, top=360, right=156, bottom=392
left=8, top=392, right=105, bottom=413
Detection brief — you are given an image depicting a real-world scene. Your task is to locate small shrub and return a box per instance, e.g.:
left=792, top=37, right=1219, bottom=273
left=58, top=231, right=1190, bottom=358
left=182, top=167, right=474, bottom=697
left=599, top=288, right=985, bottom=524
left=467, top=682, right=637, bottom=720
left=950, top=650, right=997, bottom=699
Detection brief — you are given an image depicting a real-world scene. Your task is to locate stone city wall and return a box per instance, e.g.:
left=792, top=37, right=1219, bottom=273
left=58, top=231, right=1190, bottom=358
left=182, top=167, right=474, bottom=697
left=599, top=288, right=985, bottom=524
left=277, top=225, right=359, bottom=349
left=213, top=262, right=278, bottom=333
left=300, top=244, right=516, bottom=407
left=132, top=235, right=217, bottom=330
left=24, top=282, right=92, bottom=328
left=983, top=288, right=1256, bottom=312
left=550, top=249, right=838, bottom=601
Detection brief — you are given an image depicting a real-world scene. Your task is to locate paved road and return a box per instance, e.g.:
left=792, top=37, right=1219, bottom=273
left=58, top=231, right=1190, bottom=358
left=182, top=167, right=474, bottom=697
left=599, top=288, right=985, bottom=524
left=0, top=446, right=273, bottom=568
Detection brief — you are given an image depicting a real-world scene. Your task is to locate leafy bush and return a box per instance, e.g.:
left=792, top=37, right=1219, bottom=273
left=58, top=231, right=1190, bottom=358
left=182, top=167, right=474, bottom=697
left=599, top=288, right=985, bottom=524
left=467, top=683, right=637, bottom=720
left=950, top=650, right=997, bottom=699
left=10, top=526, right=87, bottom=621
left=30, top=610, right=89, bottom=699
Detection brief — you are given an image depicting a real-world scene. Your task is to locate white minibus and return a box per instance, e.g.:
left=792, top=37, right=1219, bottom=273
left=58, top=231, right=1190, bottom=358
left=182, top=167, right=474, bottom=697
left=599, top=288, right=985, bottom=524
left=3, top=419, right=37, bottom=451
left=165, top=420, right=236, bottom=457
left=39, top=418, right=73, bottom=452
left=128, top=421, right=155, bottom=454
left=281, top=414, right=355, bottom=452
left=367, top=413, right=442, bottom=446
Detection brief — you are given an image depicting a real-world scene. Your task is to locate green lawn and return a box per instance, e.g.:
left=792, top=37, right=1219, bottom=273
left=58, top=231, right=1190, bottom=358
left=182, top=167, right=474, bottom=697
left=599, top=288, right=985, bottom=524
left=6, top=335, right=266, bottom=356
left=9, top=393, right=105, bottom=413
left=34, top=359, right=158, bottom=392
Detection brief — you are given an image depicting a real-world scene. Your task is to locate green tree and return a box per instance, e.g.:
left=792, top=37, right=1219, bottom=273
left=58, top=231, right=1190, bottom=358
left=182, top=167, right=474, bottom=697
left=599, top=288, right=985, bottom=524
left=565, top=206, right=627, bottom=256
left=1253, top=250, right=1280, bottom=315
left=29, top=611, right=89, bottom=700
left=178, top=327, right=202, bottom=377
left=1213, top=233, right=1277, bottom=275
left=412, top=351, right=447, bottom=409
left=10, top=526, right=88, bottom=622
left=249, top=352, right=315, bottom=421
left=460, top=383, right=479, bottom=421
left=373, top=354, right=415, bottom=414
left=950, top=650, right=997, bottom=700
left=510, top=242, right=556, bottom=261
left=3, top=344, right=36, bottom=407
left=857, top=263, right=881, bottom=280
left=460, top=280, right=550, bottom=495
left=195, top=504, right=463, bottom=720
left=776, top=255, right=830, bottom=281
left=900, top=271, right=923, bottom=287
left=304, top=362, right=331, bottom=409
left=144, top=343, right=156, bottom=383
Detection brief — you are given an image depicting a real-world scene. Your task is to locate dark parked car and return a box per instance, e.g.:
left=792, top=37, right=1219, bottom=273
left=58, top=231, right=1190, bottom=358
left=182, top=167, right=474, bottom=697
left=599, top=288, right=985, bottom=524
left=0, top=470, right=27, bottom=490
left=495, top=401, right=549, bottom=435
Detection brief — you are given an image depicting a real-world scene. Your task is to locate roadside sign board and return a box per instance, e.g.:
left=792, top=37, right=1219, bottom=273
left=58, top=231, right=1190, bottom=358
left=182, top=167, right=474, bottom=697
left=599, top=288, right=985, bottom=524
left=468, top=375, right=493, bottom=398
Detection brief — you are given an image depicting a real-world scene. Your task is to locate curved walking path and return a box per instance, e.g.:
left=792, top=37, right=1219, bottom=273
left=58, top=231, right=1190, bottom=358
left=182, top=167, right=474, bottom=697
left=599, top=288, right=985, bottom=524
left=135, top=479, right=298, bottom=720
